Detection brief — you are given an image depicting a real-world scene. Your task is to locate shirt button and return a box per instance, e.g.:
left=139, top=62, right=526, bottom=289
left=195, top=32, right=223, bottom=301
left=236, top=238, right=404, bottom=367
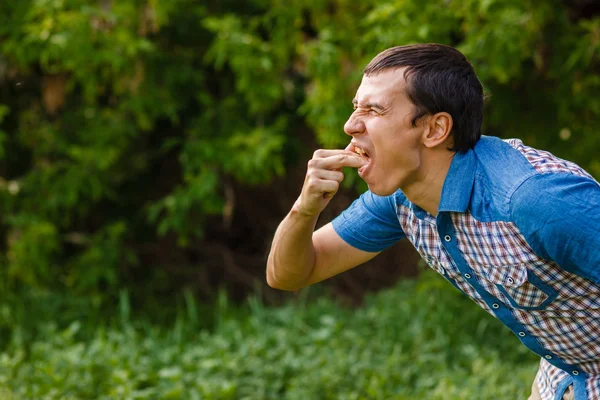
left=464, top=273, right=471, bottom=279
left=440, top=268, right=446, bottom=275
left=492, top=303, right=500, bottom=309
left=507, top=277, right=514, bottom=284
left=444, top=235, right=451, bottom=242
left=572, top=371, right=579, bottom=376
left=518, top=332, right=526, bottom=337
left=544, top=355, right=552, bottom=360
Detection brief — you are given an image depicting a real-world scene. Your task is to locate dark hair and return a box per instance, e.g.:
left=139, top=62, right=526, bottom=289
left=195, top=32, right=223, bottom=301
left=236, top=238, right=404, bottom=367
left=364, top=43, right=484, bottom=153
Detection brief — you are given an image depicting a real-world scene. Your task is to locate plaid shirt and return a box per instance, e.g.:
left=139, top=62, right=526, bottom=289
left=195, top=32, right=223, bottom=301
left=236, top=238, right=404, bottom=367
left=333, top=136, right=600, bottom=400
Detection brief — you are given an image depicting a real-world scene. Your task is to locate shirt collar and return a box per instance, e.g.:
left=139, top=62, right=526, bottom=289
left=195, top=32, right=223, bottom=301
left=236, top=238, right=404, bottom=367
left=438, top=148, right=476, bottom=213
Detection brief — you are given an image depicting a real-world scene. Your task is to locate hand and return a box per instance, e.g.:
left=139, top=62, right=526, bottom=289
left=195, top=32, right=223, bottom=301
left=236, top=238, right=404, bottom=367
left=294, top=148, right=368, bottom=217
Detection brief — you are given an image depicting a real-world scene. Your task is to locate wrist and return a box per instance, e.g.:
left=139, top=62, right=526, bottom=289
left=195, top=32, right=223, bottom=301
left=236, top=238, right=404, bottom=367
left=290, top=199, right=320, bottom=221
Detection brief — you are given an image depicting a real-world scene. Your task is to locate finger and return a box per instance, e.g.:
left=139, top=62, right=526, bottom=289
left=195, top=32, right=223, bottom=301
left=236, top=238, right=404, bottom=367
left=312, top=169, right=345, bottom=182
left=316, top=179, right=340, bottom=197
left=304, top=177, right=339, bottom=196
left=312, top=149, right=350, bottom=159
left=317, top=153, right=368, bottom=170
left=336, top=143, right=356, bottom=172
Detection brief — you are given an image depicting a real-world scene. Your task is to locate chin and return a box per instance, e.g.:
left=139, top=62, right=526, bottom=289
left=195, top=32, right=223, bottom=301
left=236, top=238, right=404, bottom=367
left=366, top=183, right=397, bottom=197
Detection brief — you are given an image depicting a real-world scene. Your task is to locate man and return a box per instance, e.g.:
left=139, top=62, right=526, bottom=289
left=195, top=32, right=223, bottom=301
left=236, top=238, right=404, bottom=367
left=266, top=43, right=600, bottom=400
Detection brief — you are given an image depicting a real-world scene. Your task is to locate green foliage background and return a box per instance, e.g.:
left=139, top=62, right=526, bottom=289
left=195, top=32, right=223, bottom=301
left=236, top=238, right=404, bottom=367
left=1, top=0, right=599, bottom=299
left=1, top=270, right=540, bottom=399
left=1, top=0, right=598, bottom=397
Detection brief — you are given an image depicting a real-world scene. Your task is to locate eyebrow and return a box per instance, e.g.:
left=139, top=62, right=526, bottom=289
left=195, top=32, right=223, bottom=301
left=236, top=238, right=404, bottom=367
left=352, top=98, right=386, bottom=111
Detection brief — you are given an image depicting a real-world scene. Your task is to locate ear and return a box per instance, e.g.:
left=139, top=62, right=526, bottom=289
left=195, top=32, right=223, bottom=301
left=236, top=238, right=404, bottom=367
left=423, top=112, right=453, bottom=149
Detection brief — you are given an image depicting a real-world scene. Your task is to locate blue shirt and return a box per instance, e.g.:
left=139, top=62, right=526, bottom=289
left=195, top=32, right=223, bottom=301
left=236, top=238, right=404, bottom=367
left=332, top=136, right=600, bottom=400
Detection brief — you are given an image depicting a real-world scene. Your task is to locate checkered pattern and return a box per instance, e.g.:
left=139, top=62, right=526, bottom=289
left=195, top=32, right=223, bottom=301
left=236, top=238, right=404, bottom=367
left=396, top=139, right=600, bottom=400
left=536, top=360, right=569, bottom=399
left=503, top=279, right=549, bottom=308
left=505, top=139, right=596, bottom=179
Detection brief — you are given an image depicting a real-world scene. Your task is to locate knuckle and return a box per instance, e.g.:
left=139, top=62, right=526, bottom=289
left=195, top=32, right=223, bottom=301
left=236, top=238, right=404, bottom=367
left=326, top=181, right=338, bottom=191
left=306, top=177, right=319, bottom=189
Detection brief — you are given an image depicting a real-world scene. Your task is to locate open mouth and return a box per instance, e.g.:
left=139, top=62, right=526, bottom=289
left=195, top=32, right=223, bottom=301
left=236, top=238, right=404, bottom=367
left=351, top=145, right=372, bottom=177
left=353, top=146, right=370, bottom=159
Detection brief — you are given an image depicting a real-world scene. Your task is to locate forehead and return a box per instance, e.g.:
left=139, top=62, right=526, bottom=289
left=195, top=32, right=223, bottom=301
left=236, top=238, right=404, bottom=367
left=354, top=68, right=408, bottom=104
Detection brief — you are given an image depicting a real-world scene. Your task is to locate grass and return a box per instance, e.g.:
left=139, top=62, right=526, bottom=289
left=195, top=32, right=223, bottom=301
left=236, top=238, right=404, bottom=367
left=0, top=270, right=539, bottom=399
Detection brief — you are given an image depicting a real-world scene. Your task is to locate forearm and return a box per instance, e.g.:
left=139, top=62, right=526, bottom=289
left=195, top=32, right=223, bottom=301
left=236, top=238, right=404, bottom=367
left=267, top=202, right=319, bottom=291
left=267, top=148, right=367, bottom=290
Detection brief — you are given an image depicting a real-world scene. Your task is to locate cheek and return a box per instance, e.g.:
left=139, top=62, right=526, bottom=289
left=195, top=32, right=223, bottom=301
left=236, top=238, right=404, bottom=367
left=377, top=138, right=420, bottom=171
left=368, top=120, right=420, bottom=163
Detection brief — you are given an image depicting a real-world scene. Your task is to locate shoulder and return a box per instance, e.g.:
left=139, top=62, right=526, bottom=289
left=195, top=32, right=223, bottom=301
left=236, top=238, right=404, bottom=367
left=504, top=138, right=599, bottom=205
left=503, top=138, right=596, bottom=179
left=471, top=137, right=597, bottom=218
left=473, top=136, right=537, bottom=187
left=474, top=136, right=593, bottom=178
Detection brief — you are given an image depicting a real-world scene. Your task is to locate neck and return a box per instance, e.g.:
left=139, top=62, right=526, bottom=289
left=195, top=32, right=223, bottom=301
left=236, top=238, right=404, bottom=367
left=402, top=150, right=455, bottom=217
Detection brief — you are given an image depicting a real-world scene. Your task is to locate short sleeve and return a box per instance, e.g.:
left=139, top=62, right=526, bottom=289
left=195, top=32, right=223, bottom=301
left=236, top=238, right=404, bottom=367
left=510, top=172, right=600, bottom=283
left=331, top=190, right=405, bottom=252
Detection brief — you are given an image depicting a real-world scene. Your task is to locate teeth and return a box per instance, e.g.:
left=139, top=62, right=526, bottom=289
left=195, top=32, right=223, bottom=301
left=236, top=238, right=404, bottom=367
left=354, top=147, right=365, bottom=155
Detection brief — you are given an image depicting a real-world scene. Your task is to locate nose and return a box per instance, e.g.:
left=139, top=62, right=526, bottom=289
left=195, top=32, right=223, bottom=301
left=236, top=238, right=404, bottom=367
left=343, top=112, right=365, bottom=136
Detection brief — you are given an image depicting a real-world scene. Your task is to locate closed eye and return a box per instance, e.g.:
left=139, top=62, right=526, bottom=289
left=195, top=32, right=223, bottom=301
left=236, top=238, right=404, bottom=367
left=352, top=100, right=385, bottom=115
left=353, top=106, right=381, bottom=116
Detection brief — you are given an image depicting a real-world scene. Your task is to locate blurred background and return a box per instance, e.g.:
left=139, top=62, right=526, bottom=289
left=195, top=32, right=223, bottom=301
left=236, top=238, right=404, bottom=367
left=0, top=0, right=598, bottom=399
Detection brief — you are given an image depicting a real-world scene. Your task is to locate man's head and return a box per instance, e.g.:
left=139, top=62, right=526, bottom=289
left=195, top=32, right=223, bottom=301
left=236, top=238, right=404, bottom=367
left=363, top=43, right=484, bottom=153
left=344, top=44, right=484, bottom=197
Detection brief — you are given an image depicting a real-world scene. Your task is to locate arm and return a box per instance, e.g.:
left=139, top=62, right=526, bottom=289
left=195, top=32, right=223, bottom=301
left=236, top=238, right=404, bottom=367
left=267, top=149, right=375, bottom=291
left=267, top=217, right=380, bottom=291
left=267, top=149, right=406, bottom=290
left=511, top=172, right=600, bottom=283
